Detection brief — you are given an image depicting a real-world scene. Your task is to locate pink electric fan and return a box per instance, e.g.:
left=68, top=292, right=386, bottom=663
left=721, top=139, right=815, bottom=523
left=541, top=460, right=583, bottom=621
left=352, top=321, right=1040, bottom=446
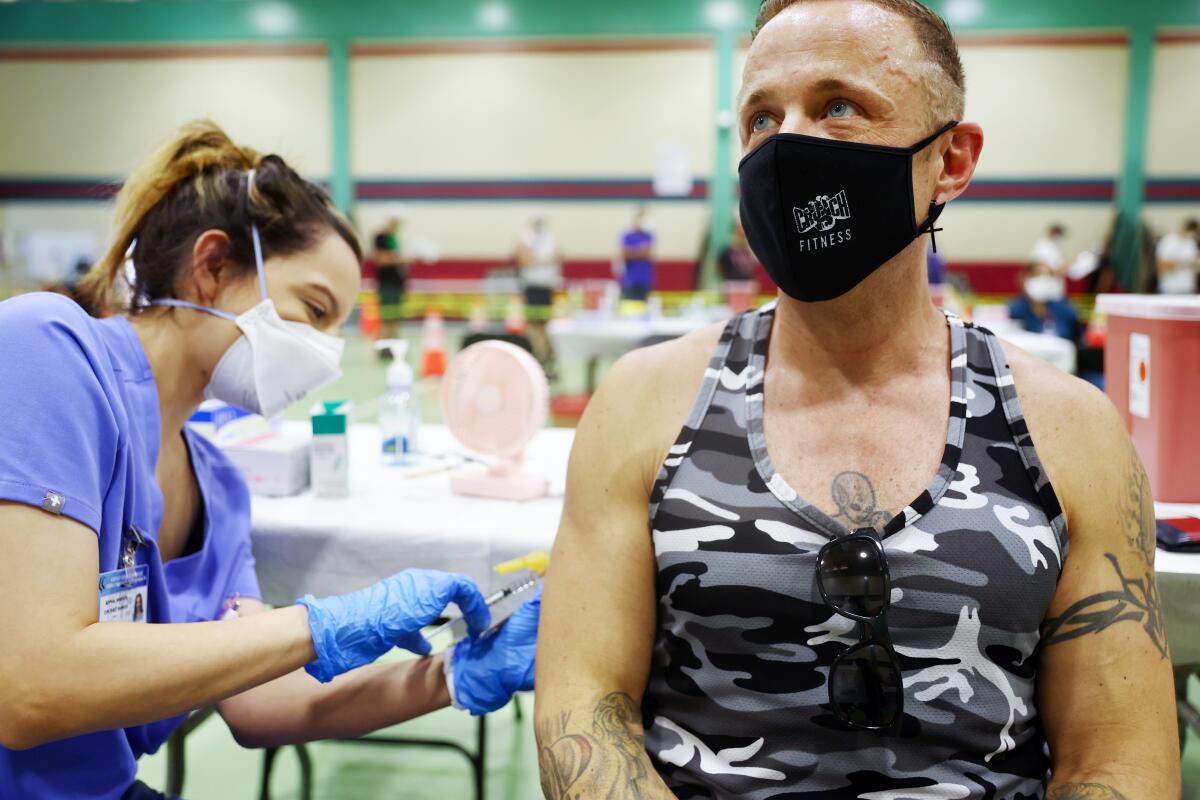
left=441, top=340, right=550, bottom=501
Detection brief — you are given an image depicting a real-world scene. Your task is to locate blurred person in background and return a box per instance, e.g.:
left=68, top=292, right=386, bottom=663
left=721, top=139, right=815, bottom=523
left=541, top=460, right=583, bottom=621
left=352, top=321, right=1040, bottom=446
left=717, top=220, right=759, bottom=284
left=618, top=205, right=656, bottom=301
left=373, top=213, right=408, bottom=341
left=1009, top=261, right=1082, bottom=342
left=925, top=241, right=946, bottom=285
left=1031, top=222, right=1068, bottom=275
left=1156, top=217, right=1198, bottom=295
left=516, top=212, right=561, bottom=373
left=0, top=121, right=538, bottom=800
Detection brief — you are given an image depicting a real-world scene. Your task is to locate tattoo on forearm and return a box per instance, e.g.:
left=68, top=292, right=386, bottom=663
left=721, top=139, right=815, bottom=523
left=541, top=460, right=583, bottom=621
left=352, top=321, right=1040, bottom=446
left=537, top=711, right=593, bottom=799
left=1046, top=783, right=1130, bottom=800
left=537, top=693, right=656, bottom=800
left=1041, top=451, right=1168, bottom=659
left=830, top=471, right=894, bottom=529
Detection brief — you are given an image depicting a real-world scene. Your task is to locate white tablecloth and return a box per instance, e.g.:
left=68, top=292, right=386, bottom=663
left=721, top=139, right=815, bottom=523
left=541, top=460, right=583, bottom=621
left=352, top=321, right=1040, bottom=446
left=549, top=313, right=1078, bottom=374
left=991, top=325, right=1078, bottom=375
left=249, top=424, right=572, bottom=605
left=547, top=313, right=721, bottom=362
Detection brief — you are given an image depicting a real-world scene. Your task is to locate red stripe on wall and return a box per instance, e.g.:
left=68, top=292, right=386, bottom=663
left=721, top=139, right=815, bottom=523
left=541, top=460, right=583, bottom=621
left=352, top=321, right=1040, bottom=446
left=0, top=44, right=328, bottom=61
left=960, top=182, right=1115, bottom=201
left=1156, top=30, right=1200, bottom=44
left=357, top=182, right=709, bottom=201
left=954, top=32, right=1129, bottom=47
left=405, top=259, right=699, bottom=292
left=401, top=260, right=1084, bottom=297
left=1146, top=184, right=1200, bottom=201
left=352, top=37, right=713, bottom=57
left=947, top=261, right=1093, bottom=296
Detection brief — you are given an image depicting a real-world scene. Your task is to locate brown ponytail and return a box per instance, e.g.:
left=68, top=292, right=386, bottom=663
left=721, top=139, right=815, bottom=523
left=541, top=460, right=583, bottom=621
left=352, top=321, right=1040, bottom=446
left=79, top=119, right=361, bottom=314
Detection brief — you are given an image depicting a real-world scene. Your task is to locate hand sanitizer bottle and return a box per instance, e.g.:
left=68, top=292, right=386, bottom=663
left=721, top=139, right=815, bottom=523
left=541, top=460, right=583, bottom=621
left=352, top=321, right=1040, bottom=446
left=376, top=340, right=419, bottom=465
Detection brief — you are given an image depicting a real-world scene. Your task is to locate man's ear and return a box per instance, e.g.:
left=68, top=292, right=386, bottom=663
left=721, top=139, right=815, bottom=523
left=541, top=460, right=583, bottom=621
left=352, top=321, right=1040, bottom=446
left=185, top=230, right=233, bottom=305
left=932, top=122, right=984, bottom=205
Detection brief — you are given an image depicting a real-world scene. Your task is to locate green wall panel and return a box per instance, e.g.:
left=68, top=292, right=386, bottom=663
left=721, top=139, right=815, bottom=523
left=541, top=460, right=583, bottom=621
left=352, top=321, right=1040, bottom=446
left=1, top=0, right=1197, bottom=45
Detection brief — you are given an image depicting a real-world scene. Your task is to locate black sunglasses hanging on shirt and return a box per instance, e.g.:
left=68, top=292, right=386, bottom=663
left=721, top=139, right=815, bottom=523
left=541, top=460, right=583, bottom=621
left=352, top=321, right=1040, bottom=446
left=816, top=528, right=904, bottom=731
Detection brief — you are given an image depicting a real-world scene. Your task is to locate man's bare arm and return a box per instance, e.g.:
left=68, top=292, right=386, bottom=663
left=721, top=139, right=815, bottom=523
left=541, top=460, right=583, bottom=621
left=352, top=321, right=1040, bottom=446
left=537, top=692, right=666, bottom=799
left=535, top=332, right=718, bottom=799
left=1011, top=350, right=1179, bottom=798
left=1046, top=785, right=1130, bottom=800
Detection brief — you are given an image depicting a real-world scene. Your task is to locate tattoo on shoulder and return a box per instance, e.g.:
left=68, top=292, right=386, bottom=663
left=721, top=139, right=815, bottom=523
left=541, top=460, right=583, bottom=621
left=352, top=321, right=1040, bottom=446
left=536, top=692, right=653, bottom=799
left=830, top=471, right=894, bottom=529
left=1042, top=449, right=1168, bottom=660
left=1046, top=783, right=1130, bottom=800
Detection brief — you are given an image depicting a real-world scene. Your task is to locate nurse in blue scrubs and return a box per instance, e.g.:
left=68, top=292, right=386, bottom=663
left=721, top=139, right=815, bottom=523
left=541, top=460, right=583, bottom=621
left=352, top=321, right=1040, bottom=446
left=0, top=121, right=538, bottom=800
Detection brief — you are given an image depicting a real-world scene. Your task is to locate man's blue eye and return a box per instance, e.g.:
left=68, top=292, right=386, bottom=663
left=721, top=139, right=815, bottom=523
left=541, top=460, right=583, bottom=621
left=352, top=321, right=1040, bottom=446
left=830, top=101, right=854, bottom=118
left=752, top=113, right=772, bottom=132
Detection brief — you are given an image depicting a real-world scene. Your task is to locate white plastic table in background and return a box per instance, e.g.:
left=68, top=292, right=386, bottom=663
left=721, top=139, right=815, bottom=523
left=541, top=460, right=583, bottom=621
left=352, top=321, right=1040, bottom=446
left=248, top=423, right=572, bottom=606
left=548, top=312, right=1079, bottom=382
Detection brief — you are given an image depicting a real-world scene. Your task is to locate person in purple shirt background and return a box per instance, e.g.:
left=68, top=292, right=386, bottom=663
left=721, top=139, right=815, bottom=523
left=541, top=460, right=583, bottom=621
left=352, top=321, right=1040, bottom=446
left=619, top=205, right=656, bottom=301
left=0, top=121, right=539, bottom=800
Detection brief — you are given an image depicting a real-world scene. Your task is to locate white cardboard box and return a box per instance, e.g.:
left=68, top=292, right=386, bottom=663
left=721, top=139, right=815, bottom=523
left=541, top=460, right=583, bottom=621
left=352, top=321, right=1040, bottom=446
left=222, top=432, right=311, bottom=497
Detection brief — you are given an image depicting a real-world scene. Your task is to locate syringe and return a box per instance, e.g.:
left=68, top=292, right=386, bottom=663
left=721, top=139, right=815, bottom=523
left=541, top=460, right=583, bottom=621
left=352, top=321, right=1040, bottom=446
left=426, top=575, right=540, bottom=641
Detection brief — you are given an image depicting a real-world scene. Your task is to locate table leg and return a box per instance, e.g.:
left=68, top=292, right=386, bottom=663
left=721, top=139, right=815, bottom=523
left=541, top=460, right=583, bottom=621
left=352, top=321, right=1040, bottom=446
left=474, top=714, right=488, bottom=800
left=1177, top=665, right=1200, bottom=754
left=586, top=357, right=599, bottom=395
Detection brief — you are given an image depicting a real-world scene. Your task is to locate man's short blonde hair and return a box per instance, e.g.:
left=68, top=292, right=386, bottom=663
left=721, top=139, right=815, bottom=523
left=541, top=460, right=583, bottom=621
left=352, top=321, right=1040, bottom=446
left=753, top=0, right=966, bottom=124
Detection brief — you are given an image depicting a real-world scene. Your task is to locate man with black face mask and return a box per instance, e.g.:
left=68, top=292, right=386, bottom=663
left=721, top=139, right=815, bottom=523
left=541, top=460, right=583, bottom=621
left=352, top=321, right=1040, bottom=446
left=534, top=2, right=1178, bottom=799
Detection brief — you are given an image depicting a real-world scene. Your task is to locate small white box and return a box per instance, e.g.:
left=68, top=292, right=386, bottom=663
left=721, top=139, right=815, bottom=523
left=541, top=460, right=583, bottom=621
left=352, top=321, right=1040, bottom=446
left=223, top=433, right=311, bottom=497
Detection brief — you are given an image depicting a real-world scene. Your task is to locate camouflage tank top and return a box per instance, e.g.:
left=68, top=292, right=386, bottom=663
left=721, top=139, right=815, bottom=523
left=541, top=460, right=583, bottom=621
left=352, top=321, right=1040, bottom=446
left=643, top=303, right=1068, bottom=799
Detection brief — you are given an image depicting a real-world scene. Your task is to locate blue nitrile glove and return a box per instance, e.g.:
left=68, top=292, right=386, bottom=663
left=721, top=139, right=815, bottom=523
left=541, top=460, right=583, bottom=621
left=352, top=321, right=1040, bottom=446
left=297, top=570, right=491, bottom=683
left=445, top=586, right=541, bottom=715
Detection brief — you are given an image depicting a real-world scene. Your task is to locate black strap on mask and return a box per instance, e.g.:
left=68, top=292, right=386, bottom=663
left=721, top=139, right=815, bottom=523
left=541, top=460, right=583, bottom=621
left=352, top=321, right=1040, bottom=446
left=912, top=120, right=959, bottom=254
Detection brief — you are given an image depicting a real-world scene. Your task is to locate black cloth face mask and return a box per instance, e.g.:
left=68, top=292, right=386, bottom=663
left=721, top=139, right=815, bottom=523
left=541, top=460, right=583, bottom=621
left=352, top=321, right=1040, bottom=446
left=738, top=121, right=958, bottom=303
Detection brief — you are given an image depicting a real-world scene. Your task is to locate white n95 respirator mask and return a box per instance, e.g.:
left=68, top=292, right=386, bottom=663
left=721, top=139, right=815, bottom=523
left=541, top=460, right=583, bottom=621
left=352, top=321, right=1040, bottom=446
left=153, top=222, right=345, bottom=418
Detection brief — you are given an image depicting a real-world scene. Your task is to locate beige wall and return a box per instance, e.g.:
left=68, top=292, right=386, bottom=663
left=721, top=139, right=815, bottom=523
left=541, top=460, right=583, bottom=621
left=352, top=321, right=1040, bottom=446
left=1144, top=40, right=1200, bottom=236
left=1147, top=41, right=1200, bottom=177
left=352, top=48, right=715, bottom=179
left=0, top=55, right=332, bottom=178
left=2, top=36, right=1195, bottom=278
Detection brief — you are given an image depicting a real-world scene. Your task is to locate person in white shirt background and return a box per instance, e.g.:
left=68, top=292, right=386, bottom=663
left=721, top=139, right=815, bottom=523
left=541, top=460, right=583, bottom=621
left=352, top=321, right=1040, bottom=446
left=1031, top=223, right=1067, bottom=272
left=515, top=212, right=562, bottom=371
left=1156, top=217, right=1199, bottom=295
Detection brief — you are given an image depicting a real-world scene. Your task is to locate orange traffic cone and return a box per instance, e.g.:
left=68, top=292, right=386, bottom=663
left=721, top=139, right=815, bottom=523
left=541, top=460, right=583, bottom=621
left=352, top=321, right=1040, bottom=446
left=421, top=308, right=447, bottom=377
left=359, top=290, right=382, bottom=339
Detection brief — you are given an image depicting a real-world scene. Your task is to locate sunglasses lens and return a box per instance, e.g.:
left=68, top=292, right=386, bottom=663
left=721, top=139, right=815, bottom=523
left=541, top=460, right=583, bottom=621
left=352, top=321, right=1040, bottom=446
left=831, top=643, right=903, bottom=729
left=819, top=538, right=888, bottom=618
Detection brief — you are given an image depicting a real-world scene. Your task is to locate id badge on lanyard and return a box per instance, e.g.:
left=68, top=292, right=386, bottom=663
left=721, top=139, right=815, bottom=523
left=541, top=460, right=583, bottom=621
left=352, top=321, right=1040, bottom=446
left=98, top=525, right=149, bottom=623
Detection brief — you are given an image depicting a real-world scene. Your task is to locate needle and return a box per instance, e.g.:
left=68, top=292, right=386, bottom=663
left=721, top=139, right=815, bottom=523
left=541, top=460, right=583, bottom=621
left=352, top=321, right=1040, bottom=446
left=426, top=577, right=539, bottom=640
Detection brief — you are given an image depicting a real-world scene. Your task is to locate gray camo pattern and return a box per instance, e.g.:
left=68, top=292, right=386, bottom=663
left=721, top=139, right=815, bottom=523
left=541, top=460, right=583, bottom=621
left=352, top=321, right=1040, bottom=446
left=642, top=302, right=1069, bottom=799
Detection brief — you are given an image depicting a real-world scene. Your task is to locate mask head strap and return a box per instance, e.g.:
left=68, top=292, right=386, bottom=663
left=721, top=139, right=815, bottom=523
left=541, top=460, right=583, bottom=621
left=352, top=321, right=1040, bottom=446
left=150, top=170, right=268, bottom=318
left=909, top=120, right=959, bottom=154
left=913, top=121, right=959, bottom=253
left=247, top=169, right=268, bottom=301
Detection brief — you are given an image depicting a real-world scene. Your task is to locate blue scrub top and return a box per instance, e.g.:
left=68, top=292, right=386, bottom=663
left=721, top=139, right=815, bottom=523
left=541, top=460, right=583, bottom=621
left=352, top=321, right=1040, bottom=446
left=0, top=293, right=262, bottom=800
